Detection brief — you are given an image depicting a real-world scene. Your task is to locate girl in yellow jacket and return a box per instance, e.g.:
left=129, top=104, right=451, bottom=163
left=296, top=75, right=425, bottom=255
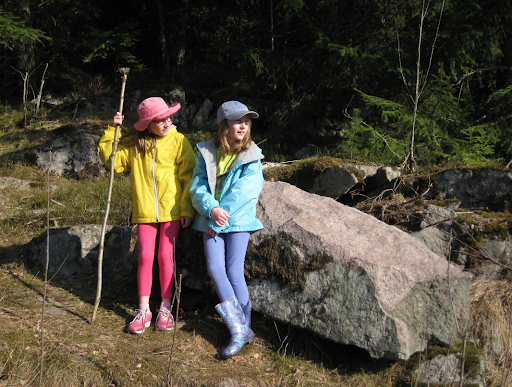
left=98, top=97, right=196, bottom=334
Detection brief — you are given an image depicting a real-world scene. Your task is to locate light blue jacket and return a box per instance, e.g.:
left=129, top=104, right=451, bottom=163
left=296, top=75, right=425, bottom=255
left=190, top=139, right=264, bottom=234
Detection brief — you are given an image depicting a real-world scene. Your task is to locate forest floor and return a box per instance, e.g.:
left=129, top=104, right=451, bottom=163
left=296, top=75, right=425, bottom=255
left=2, top=258, right=391, bottom=387
left=0, top=133, right=401, bottom=386
left=0, top=113, right=510, bottom=386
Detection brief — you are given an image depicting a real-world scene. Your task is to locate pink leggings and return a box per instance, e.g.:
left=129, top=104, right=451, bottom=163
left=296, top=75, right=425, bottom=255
left=137, top=221, right=181, bottom=299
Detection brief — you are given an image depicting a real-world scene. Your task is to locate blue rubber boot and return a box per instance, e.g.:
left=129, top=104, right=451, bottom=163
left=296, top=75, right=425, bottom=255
left=220, top=300, right=253, bottom=353
left=241, top=300, right=252, bottom=327
left=215, top=297, right=255, bottom=359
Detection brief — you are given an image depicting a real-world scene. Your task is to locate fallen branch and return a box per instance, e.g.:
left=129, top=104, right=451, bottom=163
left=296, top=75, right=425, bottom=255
left=166, top=273, right=182, bottom=387
left=91, top=67, right=130, bottom=323
left=39, top=151, right=51, bottom=386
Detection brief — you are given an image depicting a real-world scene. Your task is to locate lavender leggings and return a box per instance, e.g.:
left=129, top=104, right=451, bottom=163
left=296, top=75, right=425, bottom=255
left=137, top=221, right=181, bottom=299
left=204, top=232, right=250, bottom=305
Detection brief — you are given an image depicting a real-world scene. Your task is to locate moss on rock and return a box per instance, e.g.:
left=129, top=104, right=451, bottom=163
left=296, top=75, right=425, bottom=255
left=397, top=341, right=482, bottom=387
left=263, top=157, right=345, bottom=191
left=245, top=232, right=333, bottom=292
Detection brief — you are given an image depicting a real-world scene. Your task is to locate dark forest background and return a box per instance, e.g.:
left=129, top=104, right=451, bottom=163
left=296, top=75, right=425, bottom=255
left=2, top=0, right=512, bottom=170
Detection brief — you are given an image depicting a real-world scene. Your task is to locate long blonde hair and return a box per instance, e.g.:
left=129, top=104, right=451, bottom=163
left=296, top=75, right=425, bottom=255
left=120, top=128, right=158, bottom=157
left=215, top=119, right=252, bottom=155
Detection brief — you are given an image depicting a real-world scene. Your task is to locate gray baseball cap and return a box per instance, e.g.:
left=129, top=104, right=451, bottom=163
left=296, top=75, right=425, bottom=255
left=217, top=101, right=259, bottom=123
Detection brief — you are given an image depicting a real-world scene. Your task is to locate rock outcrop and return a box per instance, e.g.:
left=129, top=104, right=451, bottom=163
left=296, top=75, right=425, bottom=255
left=245, top=182, right=473, bottom=360
left=426, top=168, right=512, bottom=212
left=5, top=124, right=105, bottom=179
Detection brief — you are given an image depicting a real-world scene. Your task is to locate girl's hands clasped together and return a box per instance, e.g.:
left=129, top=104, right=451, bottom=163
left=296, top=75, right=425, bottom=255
left=207, top=207, right=230, bottom=237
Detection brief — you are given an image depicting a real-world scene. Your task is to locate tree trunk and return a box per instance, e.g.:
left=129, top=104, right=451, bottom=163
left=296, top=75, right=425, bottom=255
left=18, top=0, right=35, bottom=72
left=176, top=0, right=192, bottom=67
left=502, top=35, right=512, bottom=85
left=155, top=0, right=169, bottom=74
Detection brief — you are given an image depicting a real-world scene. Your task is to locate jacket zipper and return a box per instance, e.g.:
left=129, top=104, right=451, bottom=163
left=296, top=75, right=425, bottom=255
left=152, top=153, right=159, bottom=221
left=219, top=161, right=243, bottom=200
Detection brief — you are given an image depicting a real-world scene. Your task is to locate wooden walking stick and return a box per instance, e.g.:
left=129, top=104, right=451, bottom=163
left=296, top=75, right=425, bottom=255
left=91, top=67, right=130, bottom=323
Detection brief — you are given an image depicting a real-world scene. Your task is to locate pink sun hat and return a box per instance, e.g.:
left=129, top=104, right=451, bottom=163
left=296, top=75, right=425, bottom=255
left=134, top=97, right=181, bottom=131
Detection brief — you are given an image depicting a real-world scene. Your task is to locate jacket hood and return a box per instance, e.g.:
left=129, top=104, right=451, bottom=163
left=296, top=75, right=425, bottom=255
left=197, top=139, right=264, bottom=194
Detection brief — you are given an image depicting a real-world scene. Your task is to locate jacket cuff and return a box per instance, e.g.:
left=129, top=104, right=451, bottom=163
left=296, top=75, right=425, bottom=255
left=204, top=200, right=220, bottom=218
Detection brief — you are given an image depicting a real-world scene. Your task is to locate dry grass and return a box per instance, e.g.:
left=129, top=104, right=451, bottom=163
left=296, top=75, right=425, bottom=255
left=469, top=278, right=512, bottom=386
left=0, top=260, right=404, bottom=387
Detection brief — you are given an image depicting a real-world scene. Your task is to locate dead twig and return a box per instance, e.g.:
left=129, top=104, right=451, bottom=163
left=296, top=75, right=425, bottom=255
left=38, top=151, right=51, bottom=386
left=0, top=306, right=22, bottom=317
left=161, top=239, right=179, bottom=348
left=48, top=251, right=71, bottom=283
left=50, top=199, right=64, bottom=207
left=166, top=273, right=182, bottom=387
left=35, top=63, right=48, bottom=115
left=128, top=330, right=145, bottom=384
left=91, top=67, right=130, bottom=323
left=24, top=217, right=63, bottom=226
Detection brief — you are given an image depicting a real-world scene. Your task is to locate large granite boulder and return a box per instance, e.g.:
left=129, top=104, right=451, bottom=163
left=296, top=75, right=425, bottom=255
left=244, top=181, right=473, bottom=360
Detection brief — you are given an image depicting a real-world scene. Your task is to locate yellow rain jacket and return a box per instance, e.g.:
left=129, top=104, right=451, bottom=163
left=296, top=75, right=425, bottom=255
left=98, top=125, right=196, bottom=224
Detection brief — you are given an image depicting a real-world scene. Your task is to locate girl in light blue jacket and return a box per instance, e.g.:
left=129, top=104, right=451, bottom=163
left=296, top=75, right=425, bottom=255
left=190, top=101, right=264, bottom=360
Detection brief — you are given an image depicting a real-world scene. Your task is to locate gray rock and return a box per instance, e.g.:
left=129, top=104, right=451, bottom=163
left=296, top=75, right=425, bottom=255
left=246, top=182, right=473, bottom=360
left=310, top=164, right=379, bottom=198
left=186, top=104, right=198, bottom=123
left=0, top=177, right=34, bottom=190
left=36, top=132, right=103, bottom=178
left=192, top=98, right=213, bottom=128
left=218, top=378, right=241, bottom=387
left=410, top=205, right=512, bottom=278
left=295, top=146, right=319, bottom=160
left=308, top=164, right=402, bottom=200
left=42, top=95, right=64, bottom=106
left=428, top=169, right=512, bottom=211
left=310, top=165, right=360, bottom=198
left=99, top=96, right=115, bottom=114
left=4, top=124, right=105, bottom=179
left=167, top=89, right=187, bottom=128
left=29, top=225, right=132, bottom=277
left=364, top=166, right=402, bottom=192
left=414, top=352, right=485, bottom=386
left=411, top=205, right=468, bottom=264
left=127, top=89, right=142, bottom=113
left=464, top=234, right=512, bottom=279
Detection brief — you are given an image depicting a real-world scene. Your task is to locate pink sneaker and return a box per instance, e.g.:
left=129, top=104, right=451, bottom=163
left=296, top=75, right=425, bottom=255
left=128, top=309, right=152, bottom=334
left=155, top=309, right=174, bottom=331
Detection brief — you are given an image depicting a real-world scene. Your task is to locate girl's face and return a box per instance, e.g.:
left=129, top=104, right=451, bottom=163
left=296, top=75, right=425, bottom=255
left=148, top=116, right=173, bottom=136
left=226, top=115, right=251, bottom=144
